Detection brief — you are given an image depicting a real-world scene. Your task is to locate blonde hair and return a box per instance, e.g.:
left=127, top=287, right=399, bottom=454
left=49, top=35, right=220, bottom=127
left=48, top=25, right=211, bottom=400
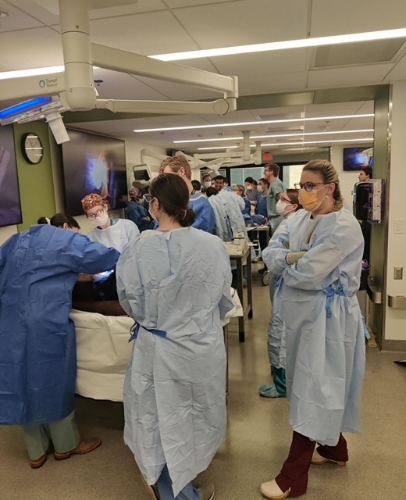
left=159, top=156, right=192, bottom=180
left=303, top=160, right=343, bottom=212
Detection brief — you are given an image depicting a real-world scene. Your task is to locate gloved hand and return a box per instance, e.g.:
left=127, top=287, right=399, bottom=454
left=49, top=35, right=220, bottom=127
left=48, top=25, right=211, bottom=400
left=286, top=251, right=306, bottom=265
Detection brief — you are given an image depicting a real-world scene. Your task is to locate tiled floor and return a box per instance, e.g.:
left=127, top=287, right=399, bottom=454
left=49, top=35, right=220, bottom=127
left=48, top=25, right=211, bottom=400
left=1, top=275, right=406, bottom=499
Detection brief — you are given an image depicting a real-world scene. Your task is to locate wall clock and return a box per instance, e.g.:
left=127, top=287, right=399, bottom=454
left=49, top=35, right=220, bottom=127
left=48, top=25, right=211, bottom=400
left=21, top=133, right=43, bottom=165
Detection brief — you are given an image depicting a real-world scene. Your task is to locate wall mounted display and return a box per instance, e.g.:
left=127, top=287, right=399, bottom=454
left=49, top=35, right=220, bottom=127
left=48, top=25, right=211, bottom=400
left=21, top=133, right=44, bottom=164
left=343, top=147, right=374, bottom=171
left=61, top=130, right=127, bottom=216
left=0, top=125, right=23, bottom=227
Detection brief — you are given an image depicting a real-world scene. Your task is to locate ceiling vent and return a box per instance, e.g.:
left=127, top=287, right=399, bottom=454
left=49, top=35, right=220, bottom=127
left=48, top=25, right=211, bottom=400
left=313, top=39, right=406, bottom=69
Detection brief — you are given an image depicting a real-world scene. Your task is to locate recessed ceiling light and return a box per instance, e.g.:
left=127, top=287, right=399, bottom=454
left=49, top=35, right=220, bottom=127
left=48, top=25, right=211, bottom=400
left=0, top=65, right=100, bottom=80
left=197, top=138, right=373, bottom=150
left=134, top=114, right=374, bottom=133
left=150, top=28, right=406, bottom=61
left=173, top=129, right=374, bottom=144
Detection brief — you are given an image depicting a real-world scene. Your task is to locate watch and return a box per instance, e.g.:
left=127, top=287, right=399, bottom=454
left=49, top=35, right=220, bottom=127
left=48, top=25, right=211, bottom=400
left=21, top=133, right=43, bottom=165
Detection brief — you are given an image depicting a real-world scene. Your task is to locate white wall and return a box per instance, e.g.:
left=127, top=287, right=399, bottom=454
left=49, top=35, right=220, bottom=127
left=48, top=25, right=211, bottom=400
left=384, top=82, right=406, bottom=341
left=0, top=225, right=18, bottom=245
left=330, top=146, right=359, bottom=206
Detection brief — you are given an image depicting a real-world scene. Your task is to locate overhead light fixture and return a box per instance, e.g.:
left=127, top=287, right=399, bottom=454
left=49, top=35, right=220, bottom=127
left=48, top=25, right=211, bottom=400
left=174, top=129, right=374, bottom=144
left=0, top=97, right=53, bottom=120
left=0, top=65, right=100, bottom=80
left=197, top=138, right=373, bottom=150
left=134, top=114, right=374, bottom=133
left=151, top=28, right=406, bottom=61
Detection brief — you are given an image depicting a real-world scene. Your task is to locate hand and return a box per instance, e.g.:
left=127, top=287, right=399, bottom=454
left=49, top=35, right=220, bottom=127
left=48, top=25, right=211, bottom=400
left=286, top=251, right=306, bottom=265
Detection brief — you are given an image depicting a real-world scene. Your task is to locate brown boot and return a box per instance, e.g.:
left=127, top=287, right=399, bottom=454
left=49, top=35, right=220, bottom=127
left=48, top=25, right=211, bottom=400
left=54, top=438, right=101, bottom=461
left=30, top=454, right=48, bottom=469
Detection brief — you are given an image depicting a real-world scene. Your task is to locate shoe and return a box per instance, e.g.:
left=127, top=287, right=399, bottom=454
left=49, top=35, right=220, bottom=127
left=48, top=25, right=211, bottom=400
left=54, top=438, right=101, bottom=461
left=260, top=480, right=291, bottom=499
left=197, top=482, right=215, bottom=500
left=259, top=384, right=283, bottom=398
left=311, top=448, right=346, bottom=467
left=30, top=446, right=53, bottom=469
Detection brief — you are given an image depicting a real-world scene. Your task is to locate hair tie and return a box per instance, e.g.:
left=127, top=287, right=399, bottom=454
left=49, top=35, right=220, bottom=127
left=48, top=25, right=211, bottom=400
left=45, top=217, right=51, bottom=225
left=182, top=210, right=187, bottom=221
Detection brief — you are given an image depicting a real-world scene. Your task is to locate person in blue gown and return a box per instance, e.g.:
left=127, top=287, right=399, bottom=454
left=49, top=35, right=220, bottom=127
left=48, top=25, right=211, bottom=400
left=127, top=188, right=154, bottom=232
left=0, top=213, right=120, bottom=469
left=260, top=160, right=365, bottom=500
left=117, top=174, right=233, bottom=500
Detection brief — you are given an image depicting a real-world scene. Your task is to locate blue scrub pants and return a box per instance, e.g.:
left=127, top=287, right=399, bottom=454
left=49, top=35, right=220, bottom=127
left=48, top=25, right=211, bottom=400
left=156, top=465, right=201, bottom=500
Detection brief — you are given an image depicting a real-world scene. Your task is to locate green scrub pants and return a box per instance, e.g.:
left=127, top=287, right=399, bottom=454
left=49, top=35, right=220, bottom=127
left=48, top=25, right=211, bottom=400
left=21, top=411, right=80, bottom=460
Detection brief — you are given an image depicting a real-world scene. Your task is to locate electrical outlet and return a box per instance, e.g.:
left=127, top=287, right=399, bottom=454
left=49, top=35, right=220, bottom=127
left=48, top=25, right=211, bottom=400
left=394, top=267, right=403, bottom=280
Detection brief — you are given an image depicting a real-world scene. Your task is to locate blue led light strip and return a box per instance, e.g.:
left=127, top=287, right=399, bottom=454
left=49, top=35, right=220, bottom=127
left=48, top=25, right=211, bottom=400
left=0, top=96, right=53, bottom=120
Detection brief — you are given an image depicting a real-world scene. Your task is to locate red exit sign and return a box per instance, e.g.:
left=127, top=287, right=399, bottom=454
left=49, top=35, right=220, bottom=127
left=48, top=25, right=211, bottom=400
left=263, top=152, right=273, bottom=161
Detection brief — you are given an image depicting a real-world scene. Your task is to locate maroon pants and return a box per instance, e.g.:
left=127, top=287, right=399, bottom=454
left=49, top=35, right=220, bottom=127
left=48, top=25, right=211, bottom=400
left=275, top=432, right=348, bottom=497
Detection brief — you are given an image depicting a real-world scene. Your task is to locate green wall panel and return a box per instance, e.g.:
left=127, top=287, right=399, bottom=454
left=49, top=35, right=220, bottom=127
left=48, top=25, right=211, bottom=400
left=13, top=123, right=56, bottom=231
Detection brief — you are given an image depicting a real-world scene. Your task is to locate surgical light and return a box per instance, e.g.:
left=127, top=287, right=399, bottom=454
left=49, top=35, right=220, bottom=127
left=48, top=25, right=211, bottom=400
left=0, top=97, right=53, bottom=120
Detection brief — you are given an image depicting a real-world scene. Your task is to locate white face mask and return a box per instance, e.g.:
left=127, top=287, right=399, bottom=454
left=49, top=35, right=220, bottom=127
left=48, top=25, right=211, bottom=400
left=91, top=211, right=109, bottom=227
left=204, top=181, right=211, bottom=188
left=257, top=185, right=263, bottom=193
left=276, top=200, right=291, bottom=216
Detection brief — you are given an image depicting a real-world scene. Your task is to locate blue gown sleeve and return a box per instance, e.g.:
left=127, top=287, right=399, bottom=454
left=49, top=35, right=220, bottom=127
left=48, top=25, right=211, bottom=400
left=193, top=202, right=216, bottom=234
left=283, top=214, right=364, bottom=290
left=0, top=235, right=18, bottom=274
left=262, top=219, right=291, bottom=275
left=69, top=233, right=120, bottom=274
left=218, top=243, right=234, bottom=319
left=116, top=237, right=145, bottom=320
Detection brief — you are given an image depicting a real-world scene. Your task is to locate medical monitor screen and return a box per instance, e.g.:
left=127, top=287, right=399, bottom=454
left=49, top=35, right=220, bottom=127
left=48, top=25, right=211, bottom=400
left=343, top=147, right=374, bottom=171
left=0, top=125, right=22, bottom=227
left=62, top=130, right=127, bottom=216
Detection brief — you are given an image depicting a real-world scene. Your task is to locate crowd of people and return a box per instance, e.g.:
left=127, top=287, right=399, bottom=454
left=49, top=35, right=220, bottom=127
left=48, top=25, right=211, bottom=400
left=0, top=157, right=366, bottom=500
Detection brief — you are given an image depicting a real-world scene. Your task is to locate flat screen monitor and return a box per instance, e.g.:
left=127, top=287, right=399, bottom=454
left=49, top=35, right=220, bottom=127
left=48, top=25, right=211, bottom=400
left=62, top=130, right=127, bottom=216
left=0, top=125, right=22, bottom=227
left=343, top=147, right=374, bottom=171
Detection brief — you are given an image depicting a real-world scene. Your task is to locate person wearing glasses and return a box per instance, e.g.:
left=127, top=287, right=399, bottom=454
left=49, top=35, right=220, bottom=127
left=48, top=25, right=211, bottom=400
left=263, top=163, right=286, bottom=233
left=0, top=214, right=119, bottom=469
left=260, top=160, right=365, bottom=500
left=82, top=193, right=139, bottom=253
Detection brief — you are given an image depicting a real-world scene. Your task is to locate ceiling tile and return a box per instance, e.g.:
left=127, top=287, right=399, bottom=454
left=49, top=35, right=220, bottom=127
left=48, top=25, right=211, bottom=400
left=165, top=0, right=237, bottom=7
left=384, top=53, right=406, bottom=81
left=89, top=0, right=167, bottom=19
left=0, top=0, right=44, bottom=31
left=0, top=26, right=63, bottom=69
left=238, top=71, right=308, bottom=95
left=171, top=0, right=308, bottom=49
left=311, top=0, right=406, bottom=36
left=307, top=64, right=395, bottom=89
left=89, top=10, right=199, bottom=55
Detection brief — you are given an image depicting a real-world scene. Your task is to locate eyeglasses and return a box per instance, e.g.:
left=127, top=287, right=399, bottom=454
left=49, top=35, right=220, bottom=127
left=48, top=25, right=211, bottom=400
left=86, top=208, right=105, bottom=220
left=143, top=194, right=151, bottom=203
left=294, top=182, right=326, bottom=192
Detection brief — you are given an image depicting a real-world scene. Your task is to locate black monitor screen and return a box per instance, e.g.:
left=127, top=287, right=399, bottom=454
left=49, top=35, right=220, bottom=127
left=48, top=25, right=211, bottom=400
left=62, top=130, right=127, bottom=216
left=343, top=147, right=374, bottom=171
left=0, top=125, right=22, bottom=228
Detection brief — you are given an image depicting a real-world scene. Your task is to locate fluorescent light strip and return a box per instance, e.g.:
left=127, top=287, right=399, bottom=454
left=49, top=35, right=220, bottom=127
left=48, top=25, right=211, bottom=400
left=197, top=138, right=373, bottom=150
left=174, top=129, right=374, bottom=144
left=151, top=28, right=406, bottom=61
left=134, top=114, right=374, bottom=133
left=0, top=65, right=100, bottom=81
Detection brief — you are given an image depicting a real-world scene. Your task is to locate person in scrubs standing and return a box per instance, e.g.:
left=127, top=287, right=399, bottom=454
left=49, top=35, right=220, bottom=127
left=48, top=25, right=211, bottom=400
left=260, top=160, right=365, bottom=499
left=0, top=214, right=120, bottom=469
left=117, top=173, right=233, bottom=500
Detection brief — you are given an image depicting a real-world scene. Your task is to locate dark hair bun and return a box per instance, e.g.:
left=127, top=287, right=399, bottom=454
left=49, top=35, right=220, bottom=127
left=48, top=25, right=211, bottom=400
left=175, top=208, right=196, bottom=227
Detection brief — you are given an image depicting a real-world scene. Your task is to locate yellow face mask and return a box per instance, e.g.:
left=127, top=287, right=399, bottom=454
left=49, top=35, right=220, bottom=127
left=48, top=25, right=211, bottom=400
left=298, top=187, right=327, bottom=212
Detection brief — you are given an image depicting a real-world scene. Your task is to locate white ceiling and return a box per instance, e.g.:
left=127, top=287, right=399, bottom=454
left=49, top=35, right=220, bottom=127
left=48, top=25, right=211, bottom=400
left=1, top=0, right=405, bottom=154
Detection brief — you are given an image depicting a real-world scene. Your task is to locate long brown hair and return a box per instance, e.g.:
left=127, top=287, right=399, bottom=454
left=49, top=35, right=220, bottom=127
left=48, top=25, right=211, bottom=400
left=303, top=160, right=343, bottom=211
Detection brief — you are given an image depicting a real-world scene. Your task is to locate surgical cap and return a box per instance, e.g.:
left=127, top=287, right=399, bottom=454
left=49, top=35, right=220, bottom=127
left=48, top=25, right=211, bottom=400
left=81, top=193, right=106, bottom=211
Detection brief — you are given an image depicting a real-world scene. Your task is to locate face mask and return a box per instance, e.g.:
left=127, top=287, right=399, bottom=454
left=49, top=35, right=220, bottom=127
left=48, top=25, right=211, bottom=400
left=276, top=200, right=290, bottom=215
left=298, top=188, right=327, bottom=212
left=257, top=185, right=263, bottom=193
left=204, top=181, right=211, bottom=188
left=149, top=199, right=158, bottom=222
left=91, top=211, right=109, bottom=227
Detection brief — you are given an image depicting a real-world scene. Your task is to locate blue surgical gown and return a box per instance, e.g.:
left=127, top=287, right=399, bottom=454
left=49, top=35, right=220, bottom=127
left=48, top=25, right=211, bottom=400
left=0, top=225, right=120, bottom=425
left=189, top=192, right=216, bottom=233
left=263, top=209, right=365, bottom=446
left=116, top=227, right=233, bottom=496
left=126, top=200, right=154, bottom=232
